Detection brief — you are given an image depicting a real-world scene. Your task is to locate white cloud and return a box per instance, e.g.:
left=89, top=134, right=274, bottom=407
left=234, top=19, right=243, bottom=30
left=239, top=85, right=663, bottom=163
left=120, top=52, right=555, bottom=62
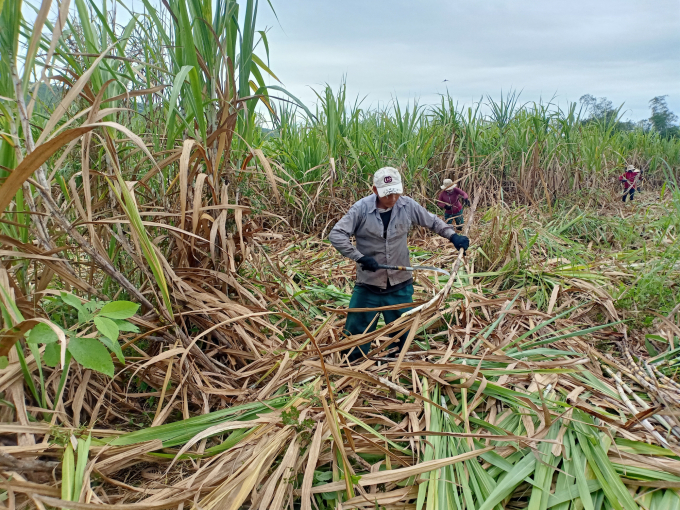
left=258, top=0, right=680, bottom=120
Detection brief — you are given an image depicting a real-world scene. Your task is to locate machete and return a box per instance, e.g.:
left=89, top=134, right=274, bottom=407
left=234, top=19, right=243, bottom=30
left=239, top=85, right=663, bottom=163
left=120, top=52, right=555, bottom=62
left=376, top=264, right=450, bottom=276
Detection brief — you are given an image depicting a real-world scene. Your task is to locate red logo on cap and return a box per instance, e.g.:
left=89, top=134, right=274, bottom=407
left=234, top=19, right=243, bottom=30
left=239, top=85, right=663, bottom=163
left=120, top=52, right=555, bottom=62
left=384, top=176, right=393, bottom=183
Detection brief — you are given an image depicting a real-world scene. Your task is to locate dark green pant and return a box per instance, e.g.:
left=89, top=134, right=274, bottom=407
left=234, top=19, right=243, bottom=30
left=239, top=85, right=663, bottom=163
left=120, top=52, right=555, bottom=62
left=445, top=210, right=464, bottom=230
left=343, top=284, right=414, bottom=362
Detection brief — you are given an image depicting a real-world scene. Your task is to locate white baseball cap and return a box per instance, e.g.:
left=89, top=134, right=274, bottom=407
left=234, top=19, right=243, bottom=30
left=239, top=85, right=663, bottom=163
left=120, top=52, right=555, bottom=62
left=441, top=178, right=454, bottom=190
left=373, top=167, right=403, bottom=197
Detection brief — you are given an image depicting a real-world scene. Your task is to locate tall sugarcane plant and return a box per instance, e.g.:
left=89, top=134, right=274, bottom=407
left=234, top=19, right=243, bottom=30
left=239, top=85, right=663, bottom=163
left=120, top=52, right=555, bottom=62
left=0, top=0, right=297, bottom=306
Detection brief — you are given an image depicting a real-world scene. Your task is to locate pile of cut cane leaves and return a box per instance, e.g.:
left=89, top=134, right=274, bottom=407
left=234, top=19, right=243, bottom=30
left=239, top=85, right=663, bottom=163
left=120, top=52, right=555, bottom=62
left=2, top=202, right=680, bottom=510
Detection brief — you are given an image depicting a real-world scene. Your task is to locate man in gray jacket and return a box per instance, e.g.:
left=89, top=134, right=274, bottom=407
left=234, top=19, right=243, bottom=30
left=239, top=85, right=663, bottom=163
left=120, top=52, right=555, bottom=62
left=329, top=167, right=469, bottom=362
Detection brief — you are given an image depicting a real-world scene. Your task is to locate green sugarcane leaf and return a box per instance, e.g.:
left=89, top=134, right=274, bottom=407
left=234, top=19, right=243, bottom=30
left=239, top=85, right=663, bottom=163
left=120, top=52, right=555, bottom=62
left=165, top=65, right=193, bottom=135
left=524, top=321, right=623, bottom=349
left=477, top=450, right=537, bottom=510
left=251, top=53, right=281, bottom=83
left=610, top=462, right=680, bottom=482
left=108, top=394, right=300, bottom=446
left=62, top=442, right=75, bottom=501
left=548, top=480, right=601, bottom=508
left=645, top=338, right=659, bottom=356
left=614, top=438, right=679, bottom=457
left=645, top=334, right=669, bottom=343
left=73, top=435, right=91, bottom=501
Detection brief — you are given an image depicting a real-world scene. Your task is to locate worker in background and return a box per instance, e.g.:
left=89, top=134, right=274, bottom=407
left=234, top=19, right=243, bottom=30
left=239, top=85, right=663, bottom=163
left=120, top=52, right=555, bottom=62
left=437, top=179, right=470, bottom=230
left=329, top=167, right=469, bottom=362
left=619, top=165, right=641, bottom=202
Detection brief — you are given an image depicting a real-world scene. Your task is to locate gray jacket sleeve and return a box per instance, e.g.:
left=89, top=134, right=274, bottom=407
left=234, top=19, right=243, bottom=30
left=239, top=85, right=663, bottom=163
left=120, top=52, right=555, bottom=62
left=409, top=199, right=456, bottom=239
left=328, top=203, right=364, bottom=261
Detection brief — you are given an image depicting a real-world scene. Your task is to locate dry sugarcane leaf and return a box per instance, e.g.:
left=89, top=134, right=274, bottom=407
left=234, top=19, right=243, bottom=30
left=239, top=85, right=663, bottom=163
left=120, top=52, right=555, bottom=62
left=257, top=351, right=290, bottom=400
left=0, top=317, right=67, bottom=366
left=35, top=43, right=119, bottom=145
left=341, top=486, right=419, bottom=509
left=167, top=418, right=279, bottom=471
left=391, top=312, right=421, bottom=382
left=305, top=447, right=493, bottom=493
left=300, top=421, right=324, bottom=510
left=0, top=479, right=61, bottom=497
left=253, top=149, right=280, bottom=203
left=95, top=440, right=163, bottom=476
left=267, top=437, right=300, bottom=510
left=178, top=139, right=196, bottom=233
left=34, top=495, right=190, bottom=509
left=198, top=429, right=292, bottom=510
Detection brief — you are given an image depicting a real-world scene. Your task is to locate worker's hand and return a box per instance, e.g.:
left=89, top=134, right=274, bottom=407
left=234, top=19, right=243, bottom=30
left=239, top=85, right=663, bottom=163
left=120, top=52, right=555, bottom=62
left=450, top=233, right=469, bottom=253
left=444, top=205, right=453, bottom=211
left=463, top=198, right=471, bottom=207
left=357, top=256, right=380, bottom=272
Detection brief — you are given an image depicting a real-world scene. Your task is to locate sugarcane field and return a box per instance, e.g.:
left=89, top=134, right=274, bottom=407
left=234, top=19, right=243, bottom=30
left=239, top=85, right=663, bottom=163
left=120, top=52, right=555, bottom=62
left=1, top=0, right=680, bottom=508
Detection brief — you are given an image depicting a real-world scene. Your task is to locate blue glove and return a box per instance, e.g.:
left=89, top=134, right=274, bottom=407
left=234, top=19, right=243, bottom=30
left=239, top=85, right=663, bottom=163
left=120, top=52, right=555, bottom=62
left=357, top=256, right=380, bottom=272
left=450, top=233, right=469, bottom=252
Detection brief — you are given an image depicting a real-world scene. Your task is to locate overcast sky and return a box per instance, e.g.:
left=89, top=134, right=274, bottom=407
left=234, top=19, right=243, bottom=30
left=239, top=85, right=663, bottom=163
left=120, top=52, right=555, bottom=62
left=256, top=0, right=680, bottom=121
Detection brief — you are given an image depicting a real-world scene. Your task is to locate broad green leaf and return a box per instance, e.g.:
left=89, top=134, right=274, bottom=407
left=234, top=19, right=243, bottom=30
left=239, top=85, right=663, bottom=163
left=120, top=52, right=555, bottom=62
left=112, top=319, right=140, bottom=333
left=27, top=323, right=58, bottom=344
left=83, top=301, right=102, bottom=312
left=61, top=293, right=91, bottom=322
left=94, top=316, right=119, bottom=342
left=68, top=337, right=114, bottom=378
left=314, top=471, right=333, bottom=482
left=99, top=301, right=140, bottom=320
left=98, top=336, right=125, bottom=364
left=78, top=309, right=93, bottom=324
left=60, top=292, right=85, bottom=311
left=43, top=343, right=61, bottom=367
